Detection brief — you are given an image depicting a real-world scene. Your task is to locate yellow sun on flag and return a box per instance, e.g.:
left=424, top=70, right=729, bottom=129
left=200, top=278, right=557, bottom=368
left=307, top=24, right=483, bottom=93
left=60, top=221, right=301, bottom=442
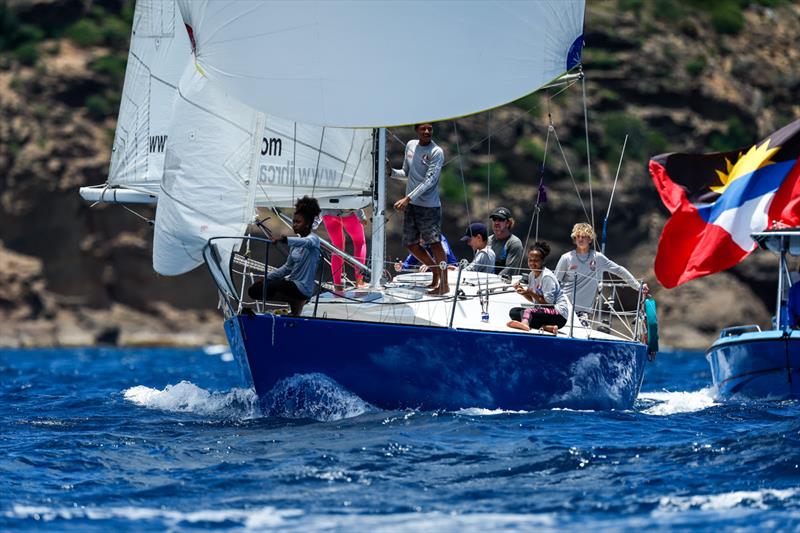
left=711, top=140, right=780, bottom=194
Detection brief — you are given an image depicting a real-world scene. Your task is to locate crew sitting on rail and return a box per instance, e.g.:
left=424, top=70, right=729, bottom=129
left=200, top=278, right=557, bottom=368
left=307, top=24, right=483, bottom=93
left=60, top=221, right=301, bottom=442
left=508, top=241, right=571, bottom=334
left=248, top=196, right=321, bottom=316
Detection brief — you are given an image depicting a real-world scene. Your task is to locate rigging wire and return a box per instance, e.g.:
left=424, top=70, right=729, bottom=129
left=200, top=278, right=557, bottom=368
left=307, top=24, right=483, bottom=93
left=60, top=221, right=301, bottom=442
left=601, top=134, right=629, bottom=254
left=580, top=69, right=596, bottom=242
left=452, top=121, right=472, bottom=226
left=522, top=103, right=553, bottom=255
left=486, top=110, right=491, bottom=218
left=552, top=125, right=592, bottom=225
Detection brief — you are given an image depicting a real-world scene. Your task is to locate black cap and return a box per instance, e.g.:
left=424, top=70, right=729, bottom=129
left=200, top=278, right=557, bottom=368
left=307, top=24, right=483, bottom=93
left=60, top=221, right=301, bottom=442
left=461, top=222, right=488, bottom=241
left=489, top=207, right=512, bottom=220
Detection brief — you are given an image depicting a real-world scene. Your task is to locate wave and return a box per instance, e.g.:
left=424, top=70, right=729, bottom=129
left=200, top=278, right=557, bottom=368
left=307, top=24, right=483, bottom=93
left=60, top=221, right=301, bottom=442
left=5, top=504, right=301, bottom=529
left=455, top=408, right=529, bottom=416
left=638, top=388, right=719, bottom=416
left=4, top=505, right=557, bottom=530
left=656, top=488, right=799, bottom=512
left=202, top=344, right=234, bottom=362
left=123, top=381, right=259, bottom=419
left=262, top=373, right=375, bottom=422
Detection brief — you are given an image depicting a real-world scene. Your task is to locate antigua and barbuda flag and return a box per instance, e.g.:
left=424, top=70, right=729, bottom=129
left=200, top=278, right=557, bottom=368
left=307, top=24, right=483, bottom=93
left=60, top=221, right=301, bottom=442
left=650, top=118, right=800, bottom=288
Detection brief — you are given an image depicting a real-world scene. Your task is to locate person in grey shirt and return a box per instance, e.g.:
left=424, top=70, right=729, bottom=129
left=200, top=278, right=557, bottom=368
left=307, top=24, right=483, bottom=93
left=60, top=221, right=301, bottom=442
left=508, top=241, right=571, bottom=333
left=554, top=222, right=648, bottom=315
left=390, top=123, right=450, bottom=294
left=460, top=222, right=496, bottom=273
left=248, top=196, right=321, bottom=316
left=487, top=206, right=524, bottom=278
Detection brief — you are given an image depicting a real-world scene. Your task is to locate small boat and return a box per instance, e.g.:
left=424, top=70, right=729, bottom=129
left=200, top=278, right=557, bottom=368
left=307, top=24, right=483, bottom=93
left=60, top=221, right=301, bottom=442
left=707, top=229, right=800, bottom=399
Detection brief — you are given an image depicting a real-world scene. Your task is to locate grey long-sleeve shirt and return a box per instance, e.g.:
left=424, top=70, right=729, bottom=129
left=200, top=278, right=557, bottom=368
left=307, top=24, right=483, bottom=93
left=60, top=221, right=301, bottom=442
left=390, top=139, right=444, bottom=208
left=527, top=267, right=571, bottom=319
left=465, top=247, right=496, bottom=273
left=487, top=234, right=524, bottom=277
left=554, top=249, right=641, bottom=313
left=267, top=233, right=321, bottom=297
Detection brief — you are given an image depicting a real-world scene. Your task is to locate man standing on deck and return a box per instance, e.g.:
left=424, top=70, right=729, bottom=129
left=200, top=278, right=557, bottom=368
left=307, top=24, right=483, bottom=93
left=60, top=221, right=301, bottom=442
left=488, top=206, right=524, bottom=279
left=389, top=123, right=449, bottom=295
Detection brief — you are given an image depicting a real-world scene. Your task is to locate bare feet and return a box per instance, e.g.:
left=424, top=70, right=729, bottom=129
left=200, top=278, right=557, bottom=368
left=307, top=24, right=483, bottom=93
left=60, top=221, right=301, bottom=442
left=426, top=284, right=450, bottom=296
left=507, top=320, right=531, bottom=331
left=426, top=270, right=440, bottom=289
left=541, top=325, right=559, bottom=334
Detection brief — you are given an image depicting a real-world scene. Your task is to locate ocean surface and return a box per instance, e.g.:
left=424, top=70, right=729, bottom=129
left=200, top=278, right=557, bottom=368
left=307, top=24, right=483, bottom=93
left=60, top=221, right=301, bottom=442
left=1, top=346, right=799, bottom=532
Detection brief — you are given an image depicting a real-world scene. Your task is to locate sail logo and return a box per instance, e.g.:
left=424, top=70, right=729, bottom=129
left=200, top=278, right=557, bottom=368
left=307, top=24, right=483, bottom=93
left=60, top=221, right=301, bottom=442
left=259, top=160, right=341, bottom=187
left=262, top=137, right=282, bottom=156
left=149, top=135, right=167, bottom=153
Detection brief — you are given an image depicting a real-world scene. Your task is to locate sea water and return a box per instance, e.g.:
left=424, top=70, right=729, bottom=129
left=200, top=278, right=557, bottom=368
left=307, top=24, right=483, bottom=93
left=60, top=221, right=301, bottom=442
left=1, top=347, right=799, bottom=531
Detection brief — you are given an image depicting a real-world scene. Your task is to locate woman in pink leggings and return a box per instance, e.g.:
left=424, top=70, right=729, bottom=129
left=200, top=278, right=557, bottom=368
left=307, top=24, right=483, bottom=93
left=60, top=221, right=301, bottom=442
left=321, top=208, right=368, bottom=290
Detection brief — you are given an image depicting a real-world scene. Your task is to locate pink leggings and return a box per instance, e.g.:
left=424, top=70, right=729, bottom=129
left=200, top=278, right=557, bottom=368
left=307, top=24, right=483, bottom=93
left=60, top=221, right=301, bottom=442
left=322, top=213, right=366, bottom=286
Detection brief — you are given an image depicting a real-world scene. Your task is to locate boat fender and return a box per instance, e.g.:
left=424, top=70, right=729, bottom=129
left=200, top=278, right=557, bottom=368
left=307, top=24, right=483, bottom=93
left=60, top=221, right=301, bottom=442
left=644, top=297, right=659, bottom=357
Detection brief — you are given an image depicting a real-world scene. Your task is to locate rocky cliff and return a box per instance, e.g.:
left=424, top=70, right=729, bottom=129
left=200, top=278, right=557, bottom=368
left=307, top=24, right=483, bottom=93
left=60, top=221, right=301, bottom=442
left=1, top=0, right=798, bottom=348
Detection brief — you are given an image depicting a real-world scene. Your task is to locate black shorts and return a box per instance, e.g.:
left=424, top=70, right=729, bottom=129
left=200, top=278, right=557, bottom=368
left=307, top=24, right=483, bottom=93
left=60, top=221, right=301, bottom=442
left=248, top=278, right=308, bottom=302
left=509, top=306, right=567, bottom=329
left=403, top=205, right=441, bottom=246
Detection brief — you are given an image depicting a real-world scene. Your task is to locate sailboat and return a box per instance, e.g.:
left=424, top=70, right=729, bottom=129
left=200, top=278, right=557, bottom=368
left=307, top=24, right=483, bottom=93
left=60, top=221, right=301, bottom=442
left=706, top=229, right=800, bottom=399
left=82, top=0, right=657, bottom=411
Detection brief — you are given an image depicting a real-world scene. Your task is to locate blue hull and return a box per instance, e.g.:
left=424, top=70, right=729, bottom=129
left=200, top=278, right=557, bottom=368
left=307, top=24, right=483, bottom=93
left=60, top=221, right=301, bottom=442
left=707, top=330, right=800, bottom=399
left=225, top=314, right=648, bottom=411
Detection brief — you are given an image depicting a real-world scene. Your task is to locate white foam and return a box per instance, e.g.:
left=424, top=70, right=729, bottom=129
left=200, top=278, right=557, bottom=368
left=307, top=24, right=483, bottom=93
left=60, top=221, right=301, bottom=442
left=203, top=344, right=234, bottom=362
left=639, top=388, right=719, bottom=416
left=551, top=352, right=634, bottom=406
left=123, top=381, right=259, bottom=418
left=5, top=504, right=301, bottom=528
left=455, top=408, right=529, bottom=416
left=656, top=488, right=799, bottom=512
left=4, top=505, right=557, bottom=531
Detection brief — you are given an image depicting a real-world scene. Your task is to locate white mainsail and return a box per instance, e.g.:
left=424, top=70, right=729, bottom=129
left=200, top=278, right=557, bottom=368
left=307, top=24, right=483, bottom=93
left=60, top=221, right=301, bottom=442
left=107, top=0, right=190, bottom=195
left=176, top=0, right=585, bottom=127
left=152, top=62, right=264, bottom=276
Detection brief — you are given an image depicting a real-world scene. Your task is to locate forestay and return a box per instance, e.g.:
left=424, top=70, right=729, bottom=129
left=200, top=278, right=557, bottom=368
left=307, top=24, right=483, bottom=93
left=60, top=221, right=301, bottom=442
left=176, top=0, right=585, bottom=127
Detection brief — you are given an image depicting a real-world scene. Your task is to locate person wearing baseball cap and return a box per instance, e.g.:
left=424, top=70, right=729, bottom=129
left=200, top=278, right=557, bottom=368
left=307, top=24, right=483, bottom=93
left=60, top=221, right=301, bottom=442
left=460, top=222, right=495, bottom=273
left=488, top=206, right=524, bottom=278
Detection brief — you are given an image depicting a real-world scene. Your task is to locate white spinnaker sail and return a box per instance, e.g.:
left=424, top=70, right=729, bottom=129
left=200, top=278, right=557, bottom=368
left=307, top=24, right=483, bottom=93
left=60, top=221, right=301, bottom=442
left=177, top=0, right=585, bottom=127
left=255, top=121, right=373, bottom=209
left=108, top=0, right=190, bottom=194
left=153, top=62, right=264, bottom=276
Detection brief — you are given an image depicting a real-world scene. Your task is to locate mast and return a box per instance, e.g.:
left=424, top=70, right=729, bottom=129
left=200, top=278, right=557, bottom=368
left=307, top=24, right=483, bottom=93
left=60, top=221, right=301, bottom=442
left=777, top=239, right=786, bottom=329
left=370, top=128, right=387, bottom=288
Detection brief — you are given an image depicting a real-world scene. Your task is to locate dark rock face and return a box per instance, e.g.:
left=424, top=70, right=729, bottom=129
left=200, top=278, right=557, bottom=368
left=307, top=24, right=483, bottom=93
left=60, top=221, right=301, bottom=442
left=0, top=0, right=798, bottom=347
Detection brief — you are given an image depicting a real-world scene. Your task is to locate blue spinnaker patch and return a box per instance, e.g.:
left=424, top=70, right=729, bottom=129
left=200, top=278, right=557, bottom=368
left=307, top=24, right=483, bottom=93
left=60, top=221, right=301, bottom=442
left=567, top=34, right=584, bottom=70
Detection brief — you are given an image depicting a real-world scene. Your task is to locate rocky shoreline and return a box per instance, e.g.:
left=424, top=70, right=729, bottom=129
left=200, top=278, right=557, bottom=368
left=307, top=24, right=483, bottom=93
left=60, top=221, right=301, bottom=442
left=1, top=0, right=798, bottom=350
